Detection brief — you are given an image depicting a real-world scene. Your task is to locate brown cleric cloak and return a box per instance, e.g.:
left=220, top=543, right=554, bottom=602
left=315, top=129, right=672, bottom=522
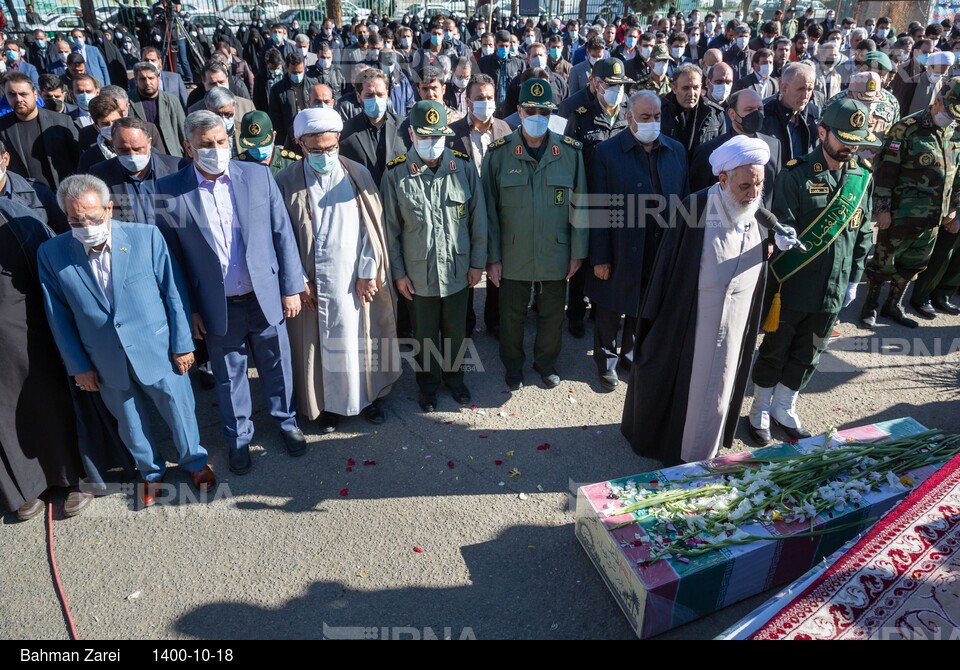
left=620, top=189, right=767, bottom=466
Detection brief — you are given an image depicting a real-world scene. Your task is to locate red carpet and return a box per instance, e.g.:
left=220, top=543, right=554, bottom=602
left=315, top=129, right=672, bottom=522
left=749, top=453, right=960, bottom=640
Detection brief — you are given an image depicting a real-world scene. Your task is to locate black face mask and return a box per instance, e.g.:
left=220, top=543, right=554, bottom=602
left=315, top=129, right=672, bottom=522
left=738, top=109, right=764, bottom=135
left=823, top=57, right=837, bottom=67
left=47, top=98, right=64, bottom=112
left=357, top=34, right=368, bottom=46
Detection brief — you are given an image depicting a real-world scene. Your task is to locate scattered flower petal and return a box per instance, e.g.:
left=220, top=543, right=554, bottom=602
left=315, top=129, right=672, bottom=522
left=347, top=459, right=356, bottom=467
left=363, top=460, right=377, bottom=466
left=339, top=488, right=349, bottom=497
left=413, top=547, right=424, bottom=554
left=495, top=460, right=503, bottom=465
left=447, top=461, right=455, bottom=469
left=536, top=443, right=551, bottom=451
left=506, top=450, right=515, bottom=457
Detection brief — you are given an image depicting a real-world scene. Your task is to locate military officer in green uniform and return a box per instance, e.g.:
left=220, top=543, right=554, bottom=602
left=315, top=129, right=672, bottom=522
left=859, top=82, right=960, bottom=328
left=781, top=7, right=799, bottom=40
left=749, top=98, right=879, bottom=445
left=635, top=45, right=673, bottom=97
left=235, top=110, right=302, bottom=176
left=483, top=79, right=588, bottom=391
left=563, top=57, right=634, bottom=338
left=910, top=80, right=960, bottom=318
left=382, top=101, right=488, bottom=412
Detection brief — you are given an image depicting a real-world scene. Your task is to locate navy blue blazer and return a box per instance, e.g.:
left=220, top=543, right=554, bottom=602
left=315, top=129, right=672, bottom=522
left=585, top=131, right=690, bottom=317
left=38, top=221, right=194, bottom=390
left=155, top=161, right=306, bottom=337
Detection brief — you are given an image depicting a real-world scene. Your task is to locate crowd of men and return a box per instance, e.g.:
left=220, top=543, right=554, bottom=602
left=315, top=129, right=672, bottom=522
left=2, top=5, right=960, bottom=521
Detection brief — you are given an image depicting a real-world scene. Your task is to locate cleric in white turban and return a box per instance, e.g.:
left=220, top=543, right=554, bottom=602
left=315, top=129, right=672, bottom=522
left=621, top=133, right=770, bottom=466
left=909, top=50, right=956, bottom=115
left=273, top=106, right=400, bottom=431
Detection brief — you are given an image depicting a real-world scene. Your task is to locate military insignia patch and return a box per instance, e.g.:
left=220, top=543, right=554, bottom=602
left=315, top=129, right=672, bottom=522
left=249, top=123, right=261, bottom=136
left=425, top=108, right=440, bottom=125
left=919, top=153, right=934, bottom=166
left=552, top=145, right=560, bottom=156
left=786, top=159, right=799, bottom=167
left=411, top=161, right=420, bottom=174
left=850, top=109, right=866, bottom=129
left=813, top=162, right=824, bottom=173
left=613, top=61, right=623, bottom=75
left=554, top=188, right=565, bottom=205
left=531, top=82, right=545, bottom=97
left=850, top=208, right=864, bottom=229
left=866, top=79, right=878, bottom=92
left=888, top=141, right=901, bottom=152
left=807, top=184, right=830, bottom=194
left=449, top=160, right=457, bottom=171
left=576, top=106, right=588, bottom=114
left=515, top=144, right=523, bottom=156
left=457, top=203, right=466, bottom=218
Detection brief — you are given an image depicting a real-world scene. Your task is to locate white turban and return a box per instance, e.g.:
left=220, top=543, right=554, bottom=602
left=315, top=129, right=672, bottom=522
left=927, top=51, right=957, bottom=67
left=293, top=107, right=343, bottom=139
left=709, top=135, right=771, bottom=176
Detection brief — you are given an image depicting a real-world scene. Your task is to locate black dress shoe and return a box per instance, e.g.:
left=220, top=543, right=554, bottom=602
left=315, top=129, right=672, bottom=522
left=910, top=300, right=938, bottom=319
left=319, top=412, right=339, bottom=434
left=771, top=418, right=812, bottom=440
left=229, top=446, right=252, bottom=475
left=505, top=371, right=523, bottom=391
left=933, top=296, right=960, bottom=315
left=567, top=319, right=586, bottom=338
left=363, top=400, right=385, bottom=424
left=534, top=365, right=561, bottom=389
left=447, top=384, right=471, bottom=404
left=418, top=391, right=437, bottom=413
left=282, top=428, right=307, bottom=457
left=747, top=423, right=773, bottom=447
left=599, top=370, right=619, bottom=391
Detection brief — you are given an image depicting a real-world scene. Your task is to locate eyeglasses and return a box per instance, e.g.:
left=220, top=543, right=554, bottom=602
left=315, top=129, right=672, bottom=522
left=68, top=210, right=106, bottom=228
left=217, top=111, right=235, bottom=119
left=305, top=145, right=338, bottom=156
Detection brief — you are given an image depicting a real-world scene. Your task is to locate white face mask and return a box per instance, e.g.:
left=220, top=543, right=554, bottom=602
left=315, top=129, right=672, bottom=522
left=193, top=147, right=231, bottom=175
left=929, top=71, right=945, bottom=83
left=670, top=47, right=683, bottom=59
left=587, top=55, right=599, bottom=66
left=736, top=36, right=749, bottom=50
left=71, top=221, right=109, bottom=248
left=601, top=84, right=624, bottom=107
left=98, top=125, right=112, bottom=141
left=758, top=63, right=773, bottom=78
left=319, top=57, right=332, bottom=69
left=640, top=46, right=652, bottom=59
left=530, top=54, right=547, bottom=69
left=653, top=61, right=668, bottom=77
left=118, top=152, right=150, bottom=173
left=482, top=46, right=494, bottom=56
left=711, top=82, right=732, bottom=101
left=633, top=121, right=660, bottom=144
left=934, top=111, right=956, bottom=128
left=299, top=47, right=309, bottom=58
left=414, top=136, right=446, bottom=161
left=876, top=28, right=888, bottom=39
left=452, top=75, right=469, bottom=89
left=472, top=99, right=496, bottom=121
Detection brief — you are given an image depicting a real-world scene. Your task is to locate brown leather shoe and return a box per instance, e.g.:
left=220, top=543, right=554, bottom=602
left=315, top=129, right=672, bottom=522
left=16, top=498, right=44, bottom=521
left=190, top=464, right=216, bottom=492
left=63, top=490, right=94, bottom=518
left=140, top=481, right=162, bottom=508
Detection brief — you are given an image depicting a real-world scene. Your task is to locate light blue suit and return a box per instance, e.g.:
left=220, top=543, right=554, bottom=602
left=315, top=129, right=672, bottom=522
left=156, top=161, right=306, bottom=451
left=38, top=221, right=208, bottom=481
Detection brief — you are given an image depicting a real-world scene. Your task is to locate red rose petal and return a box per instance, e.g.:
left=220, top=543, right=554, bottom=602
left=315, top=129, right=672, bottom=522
left=471, top=405, right=478, bottom=411
left=495, top=460, right=503, bottom=465
left=413, top=547, right=424, bottom=554
left=363, top=460, right=377, bottom=466
left=339, top=488, right=349, bottom=497
left=649, top=480, right=659, bottom=487
left=347, top=458, right=356, bottom=467
left=444, top=420, right=455, bottom=425
left=536, top=443, right=551, bottom=451
left=479, top=435, right=489, bottom=439
left=447, top=461, right=455, bottom=469
left=345, top=467, right=353, bottom=473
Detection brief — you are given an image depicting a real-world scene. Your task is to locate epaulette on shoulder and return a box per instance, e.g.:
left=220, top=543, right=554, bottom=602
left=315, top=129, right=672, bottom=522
left=236, top=152, right=249, bottom=161
left=858, top=156, right=872, bottom=170
left=280, top=149, right=302, bottom=160
left=488, top=137, right=508, bottom=151
left=576, top=106, right=588, bottom=115
left=562, top=135, right=583, bottom=150
left=886, top=121, right=909, bottom=140
left=903, top=116, right=918, bottom=126
left=387, top=154, right=407, bottom=168
left=785, top=158, right=800, bottom=168
left=451, top=149, right=469, bottom=161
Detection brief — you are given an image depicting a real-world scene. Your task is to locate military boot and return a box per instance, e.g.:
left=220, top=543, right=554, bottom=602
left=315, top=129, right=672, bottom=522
left=858, top=274, right=884, bottom=328
left=881, top=280, right=919, bottom=328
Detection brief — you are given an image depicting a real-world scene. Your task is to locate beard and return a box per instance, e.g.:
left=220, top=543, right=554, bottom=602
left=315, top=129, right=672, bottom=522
left=823, top=139, right=855, bottom=163
left=720, top=184, right=761, bottom=224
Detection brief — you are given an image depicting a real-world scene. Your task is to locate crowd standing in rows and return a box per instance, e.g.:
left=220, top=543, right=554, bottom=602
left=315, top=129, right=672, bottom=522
left=1, top=4, right=960, bottom=520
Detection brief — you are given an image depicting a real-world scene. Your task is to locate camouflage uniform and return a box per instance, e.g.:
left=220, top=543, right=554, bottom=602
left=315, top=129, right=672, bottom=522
left=826, top=88, right=900, bottom=162
left=861, top=109, right=960, bottom=327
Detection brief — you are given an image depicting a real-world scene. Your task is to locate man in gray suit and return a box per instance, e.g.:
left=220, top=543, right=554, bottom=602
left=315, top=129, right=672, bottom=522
left=129, top=62, right=185, bottom=158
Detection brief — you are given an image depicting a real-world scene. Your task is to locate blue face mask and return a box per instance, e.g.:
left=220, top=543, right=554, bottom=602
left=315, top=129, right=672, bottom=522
left=917, top=53, right=929, bottom=66
left=444, top=31, right=454, bottom=41
left=431, top=34, right=442, bottom=46
left=521, top=114, right=550, bottom=138
left=223, top=116, right=235, bottom=132
left=308, top=151, right=338, bottom=174
left=290, top=72, right=304, bottom=84
left=75, top=93, right=94, bottom=110
left=363, top=96, right=387, bottom=118
left=496, top=46, right=508, bottom=59
left=624, top=36, right=637, bottom=49
left=5, top=49, right=19, bottom=62
left=247, top=144, right=273, bottom=161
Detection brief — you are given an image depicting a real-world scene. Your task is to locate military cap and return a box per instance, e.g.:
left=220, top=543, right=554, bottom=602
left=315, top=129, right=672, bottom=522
left=408, top=100, right=454, bottom=137
left=591, top=58, right=635, bottom=85
left=239, top=110, right=273, bottom=148
left=822, top=98, right=882, bottom=147
left=651, top=44, right=672, bottom=61
left=848, top=72, right=884, bottom=104
left=863, top=50, right=894, bottom=73
left=519, top=78, right=556, bottom=109
left=942, top=77, right=960, bottom=121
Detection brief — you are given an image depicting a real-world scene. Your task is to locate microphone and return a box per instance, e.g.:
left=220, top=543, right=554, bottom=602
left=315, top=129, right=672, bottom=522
left=755, top=208, right=808, bottom=252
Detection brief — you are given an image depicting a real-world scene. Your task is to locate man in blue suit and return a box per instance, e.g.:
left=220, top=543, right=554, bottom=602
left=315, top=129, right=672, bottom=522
left=156, top=110, right=309, bottom=475
left=4, top=39, right=40, bottom=86
left=38, top=175, right=215, bottom=508
left=67, top=30, right=111, bottom=90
